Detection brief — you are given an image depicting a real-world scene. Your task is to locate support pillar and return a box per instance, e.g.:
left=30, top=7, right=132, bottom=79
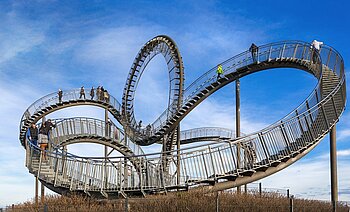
left=105, top=109, right=109, bottom=189
left=40, top=116, right=46, bottom=203
left=41, top=182, right=45, bottom=203
left=35, top=177, right=39, bottom=206
left=236, top=79, right=241, bottom=194
left=176, top=126, right=181, bottom=189
left=330, top=125, right=338, bottom=210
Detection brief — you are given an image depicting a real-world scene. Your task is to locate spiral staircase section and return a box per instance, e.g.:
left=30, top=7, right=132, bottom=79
left=20, top=37, right=346, bottom=198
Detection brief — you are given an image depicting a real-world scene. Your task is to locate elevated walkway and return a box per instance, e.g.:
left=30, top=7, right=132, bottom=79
left=20, top=38, right=346, bottom=197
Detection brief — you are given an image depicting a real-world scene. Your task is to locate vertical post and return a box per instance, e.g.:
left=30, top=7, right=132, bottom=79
left=289, top=195, right=294, bottom=212
left=41, top=182, right=45, bottom=203
left=177, top=126, right=181, bottom=189
left=287, top=189, right=290, bottom=198
left=124, top=196, right=129, bottom=212
left=124, top=158, right=129, bottom=188
left=236, top=79, right=241, bottom=194
left=216, top=191, right=219, bottom=212
left=259, top=182, right=262, bottom=197
left=330, top=125, right=338, bottom=211
left=105, top=109, right=109, bottom=190
left=35, top=177, right=39, bottom=206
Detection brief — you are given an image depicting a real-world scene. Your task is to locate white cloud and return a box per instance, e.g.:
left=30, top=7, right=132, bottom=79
left=0, top=12, right=45, bottom=65
left=181, top=98, right=268, bottom=134
left=261, top=157, right=350, bottom=201
left=75, top=26, right=161, bottom=74
left=337, top=149, right=350, bottom=156
left=338, top=128, right=350, bottom=141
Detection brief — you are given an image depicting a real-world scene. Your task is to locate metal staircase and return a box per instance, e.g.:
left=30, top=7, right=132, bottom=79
left=20, top=39, right=346, bottom=197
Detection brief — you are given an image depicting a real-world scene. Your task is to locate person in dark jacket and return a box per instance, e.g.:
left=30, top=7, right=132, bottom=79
left=138, top=120, right=142, bottom=130
left=90, top=86, right=95, bottom=100
left=103, top=89, right=109, bottom=103
left=96, top=86, right=101, bottom=101
left=100, top=86, right=105, bottom=101
left=249, top=43, right=259, bottom=63
left=44, top=119, right=56, bottom=134
left=27, top=123, right=39, bottom=147
left=58, top=89, right=63, bottom=103
left=79, top=86, right=86, bottom=99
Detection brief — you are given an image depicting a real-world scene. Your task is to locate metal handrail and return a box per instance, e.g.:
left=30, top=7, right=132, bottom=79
left=149, top=41, right=321, bottom=135
left=22, top=40, right=346, bottom=194
left=19, top=88, right=123, bottom=143
left=180, top=127, right=242, bottom=142
left=46, top=117, right=145, bottom=156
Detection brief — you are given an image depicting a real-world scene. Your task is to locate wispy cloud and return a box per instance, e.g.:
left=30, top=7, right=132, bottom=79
left=181, top=97, right=269, bottom=134
left=0, top=11, right=46, bottom=65
left=317, top=149, right=350, bottom=160
left=261, top=158, right=350, bottom=201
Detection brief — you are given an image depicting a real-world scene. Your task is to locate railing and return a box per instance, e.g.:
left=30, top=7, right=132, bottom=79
left=19, top=88, right=123, bottom=144
left=23, top=41, right=346, bottom=194
left=49, top=117, right=145, bottom=156
left=25, top=140, right=173, bottom=192
left=180, top=127, right=238, bottom=142
left=150, top=41, right=323, bottom=138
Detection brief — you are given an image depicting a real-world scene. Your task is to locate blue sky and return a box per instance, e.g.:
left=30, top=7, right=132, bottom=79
left=0, top=0, right=350, bottom=207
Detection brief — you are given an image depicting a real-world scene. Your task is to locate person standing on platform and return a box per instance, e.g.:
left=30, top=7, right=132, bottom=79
left=100, top=86, right=105, bottom=101
left=79, top=86, right=86, bottom=99
left=38, top=122, right=49, bottom=160
left=44, top=119, right=56, bottom=141
left=58, top=89, right=63, bottom=103
left=103, top=89, right=109, bottom=103
left=90, top=86, right=95, bottom=100
left=216, top=64, right=223, bottom=80
left=96, top=86, right=101, bottom=101
left=249, top=43, right=259, bottom=63
left=27, top=123, right=39, bottom=147
left=138, top=120, right=142, bottom=130
left=311, top=40, right=323, bottom=63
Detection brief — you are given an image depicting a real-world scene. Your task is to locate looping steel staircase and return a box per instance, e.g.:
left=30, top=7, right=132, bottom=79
left=20, top=38, right=346, bottom=198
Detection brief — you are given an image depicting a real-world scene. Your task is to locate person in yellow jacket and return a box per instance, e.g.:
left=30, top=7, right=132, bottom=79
left=216, top=64, right=223, bottom=80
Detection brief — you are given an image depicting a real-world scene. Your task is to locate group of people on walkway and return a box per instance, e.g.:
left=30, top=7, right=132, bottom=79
left=27, top=119, right=56, bottom=160
left=216, top=40, right=323, bottom=80
left=80, top=86, right=109, bottom=102
left=57, top=86, right=110, bottom=103
left=137, top=120, right=152, bottom=136
left=92, top=86, right=110, bottom=102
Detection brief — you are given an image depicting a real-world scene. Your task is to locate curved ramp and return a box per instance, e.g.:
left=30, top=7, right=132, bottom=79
left=19, top=89, right=124, bottom=147
left=50, top=117, right=144, bottom=156
left=20, top=39, right=346, bottom=197
left=179, top=127, right=238, bottom=144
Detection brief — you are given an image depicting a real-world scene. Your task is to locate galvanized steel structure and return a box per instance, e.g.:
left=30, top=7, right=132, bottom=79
left=19, top=36, right=346, bottom=199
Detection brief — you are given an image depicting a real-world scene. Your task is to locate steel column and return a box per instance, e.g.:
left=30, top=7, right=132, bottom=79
left=236, top=79, right=242, bottom=193
left=330, top=125, right=338, bottom=209
left=41, top=182, right=45, bottom=203
left=105, top=109, right=109, bottom=190
left=35, top=177, right=38, bottom=206
left=177, top=126, right=181, bottom=188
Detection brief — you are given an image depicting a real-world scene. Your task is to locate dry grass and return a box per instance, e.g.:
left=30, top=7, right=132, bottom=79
left=8, top=189, right=349, bottom=212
